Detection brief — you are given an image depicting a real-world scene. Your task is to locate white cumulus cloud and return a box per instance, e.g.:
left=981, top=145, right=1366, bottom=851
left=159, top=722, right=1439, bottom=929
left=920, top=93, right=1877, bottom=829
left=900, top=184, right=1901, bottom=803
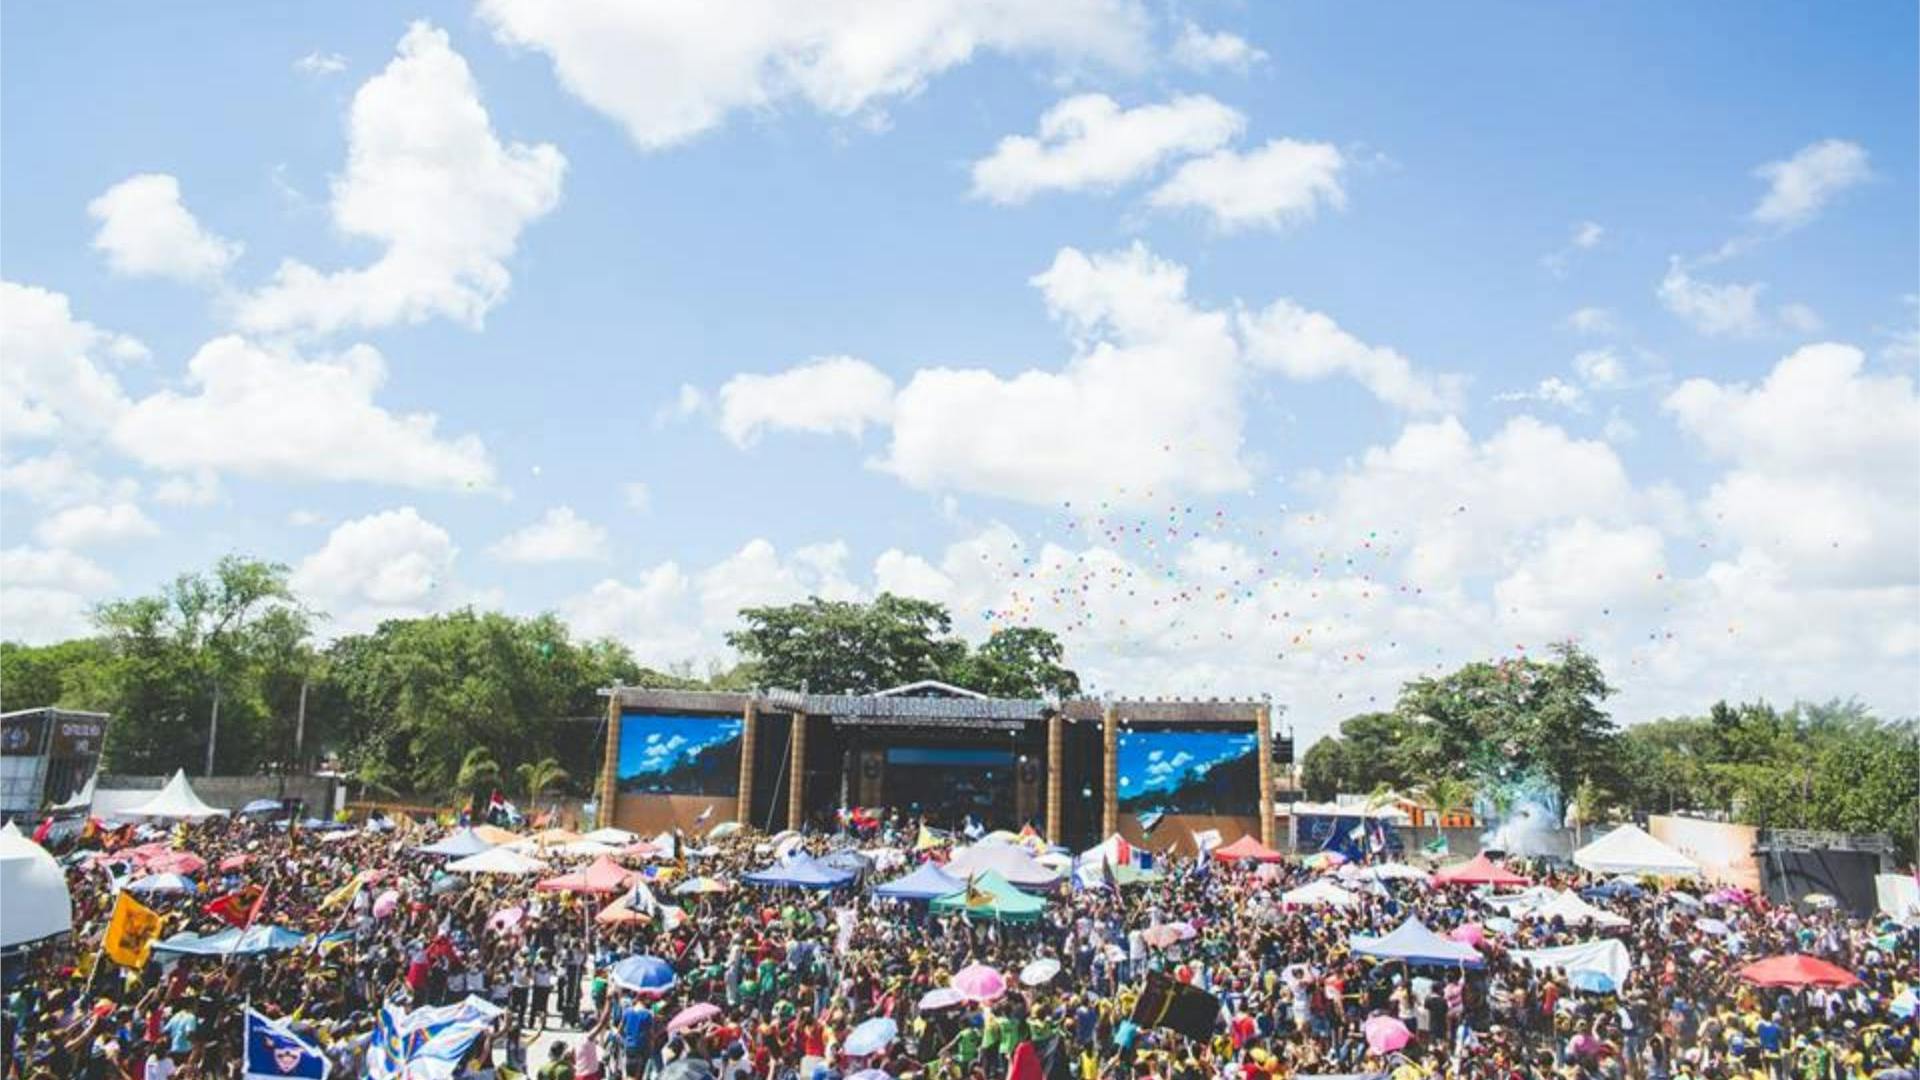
left=717, top=356, right=896, bottom=447
left=970, top=93, right=1242, bottom=203
left=87, top=173, right=241, bottom=283
left=1148, top=138, right=1346, bottom=232
left=489, top=506, right=611, bottom=563
left=476, top=0, right=1150, bottom=150
left=235, top=22, right=565, bottom=336
left=1170, top=21, right=1266, bottom=72
left=0, top=281, right=145, bottom=441
left=33, top=502, right=159, bottom=548
left=291, top=507, right=464, bottom=631
left=1751, top=139, right=1871, bottom=229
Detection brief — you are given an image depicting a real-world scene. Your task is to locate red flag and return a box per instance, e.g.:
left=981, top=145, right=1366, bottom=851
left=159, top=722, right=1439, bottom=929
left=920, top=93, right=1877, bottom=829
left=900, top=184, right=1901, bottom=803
left=31, top=817, right=53, bottom=844
left=206, top=885, right=265, bottom=927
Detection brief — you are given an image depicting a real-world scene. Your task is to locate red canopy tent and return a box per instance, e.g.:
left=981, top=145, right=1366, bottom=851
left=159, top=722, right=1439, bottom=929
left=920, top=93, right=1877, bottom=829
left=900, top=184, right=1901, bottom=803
left=536, top=856, right=638, bottom=895
left=1433, top=853, right=1530, bottom=886
left=1736, top=954, right=1862, bottom=989
left=1212, top=835, right=1284, bottom=863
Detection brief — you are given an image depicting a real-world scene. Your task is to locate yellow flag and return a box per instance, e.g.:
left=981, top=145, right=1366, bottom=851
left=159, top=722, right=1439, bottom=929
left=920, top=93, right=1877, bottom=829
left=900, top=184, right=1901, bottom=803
left=103, top=891, right=163, bottom=969
left=915, top=825, right=941, bottom=852
left=319, top=871, right=369, bottom=913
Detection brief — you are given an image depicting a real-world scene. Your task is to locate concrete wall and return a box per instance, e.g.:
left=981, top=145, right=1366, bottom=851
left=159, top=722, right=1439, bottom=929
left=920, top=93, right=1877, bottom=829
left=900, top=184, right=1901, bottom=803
left=98, top=774, right=337, bottom=816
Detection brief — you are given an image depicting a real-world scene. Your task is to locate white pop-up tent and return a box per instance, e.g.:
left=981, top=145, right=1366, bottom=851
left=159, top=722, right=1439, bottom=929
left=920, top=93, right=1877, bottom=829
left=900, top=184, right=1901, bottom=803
left=1512, top=939, right=1633, bottom=990
left=125, top=770, right=227, bottom=819
left=1533, top=889, right=1631, bottom=929
left=0, top=821, right=72, bottom=947
left=1573, top=823, right=1700, bottom=877
left=1281, top=880, right=1359, bottom=908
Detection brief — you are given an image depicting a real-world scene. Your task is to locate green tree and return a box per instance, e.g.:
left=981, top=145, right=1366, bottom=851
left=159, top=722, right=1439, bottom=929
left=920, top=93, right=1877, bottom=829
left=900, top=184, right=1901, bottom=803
left=727, top=594, right=967, bottom=693
left=517, top=757, right=570, bottom=801
left=1397, top=641, right=1618, bottom=802
left=945, top=626, right=1081, bottom=699
left=455, top=747, right=502, bottom=801
left=1415, top=774, right=1477, bottom=821
left=0, top=639, right=114, bottom=712
left=1299, top=712, right=1417, bottom=800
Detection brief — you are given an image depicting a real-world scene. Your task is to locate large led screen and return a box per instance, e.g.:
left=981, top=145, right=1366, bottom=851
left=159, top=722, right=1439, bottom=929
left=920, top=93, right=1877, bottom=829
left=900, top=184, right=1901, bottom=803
left=618, top=713, right=743, bottom=796
left=1115, top=728, right=1259, bottom=816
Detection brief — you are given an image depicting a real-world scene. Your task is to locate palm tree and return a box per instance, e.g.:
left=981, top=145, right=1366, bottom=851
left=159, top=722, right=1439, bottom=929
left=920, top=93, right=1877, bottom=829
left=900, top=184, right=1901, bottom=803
left=1415, top=775, right=1477, bottom=826
left=516, top=757, right=570, bottom=802
left=455, top=747, right=502, bottom=801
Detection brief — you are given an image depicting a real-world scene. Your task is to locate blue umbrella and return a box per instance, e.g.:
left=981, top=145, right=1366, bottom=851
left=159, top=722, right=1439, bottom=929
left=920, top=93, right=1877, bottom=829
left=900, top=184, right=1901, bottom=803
left=1568, top=969, right=1618, bottom=994
left=239, top=799, right=283, bottom=816
left=611, top=955, right=678, bottom=997
left=127, top=873, right=195, bottom=895
left=843, top=1017, right=898, bottom=1057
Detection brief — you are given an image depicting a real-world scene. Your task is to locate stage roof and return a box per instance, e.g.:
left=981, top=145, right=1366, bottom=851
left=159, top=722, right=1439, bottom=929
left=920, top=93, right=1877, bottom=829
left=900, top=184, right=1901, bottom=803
left=604, top=686, right=1275, bottom=725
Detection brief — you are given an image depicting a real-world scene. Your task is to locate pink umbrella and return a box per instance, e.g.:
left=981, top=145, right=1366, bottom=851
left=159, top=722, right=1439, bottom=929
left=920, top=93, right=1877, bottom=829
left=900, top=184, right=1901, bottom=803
left=372, top=889, right=401, bottom=919
left=950, top=963, right=1008, bottom=1003
left=1363, top=1015, right=1413, bottom=1055
left=668, top=1003, right=722, bottom=1034
left=1142, top=922, right=1198, bottom=950
left=487, top=906, right=526, bottom=934
left=1448, top=923, right=1486, bottom=947
left=218, top=854, right=253, bottom=872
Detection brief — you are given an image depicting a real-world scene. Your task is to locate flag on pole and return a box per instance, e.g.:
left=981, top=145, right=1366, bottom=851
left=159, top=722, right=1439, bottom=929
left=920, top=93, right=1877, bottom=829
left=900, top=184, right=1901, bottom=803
left=206, top=885, right=268, bottom=928
left=1423, top=834, right=1449, bottom=857
left=103, top=891, right=163, bottom=969
left=366, top=996, right=503, bottom=1079
left=243, top=1007, right=330, bottom=1079
left=695, top=805, right=714, bottom=825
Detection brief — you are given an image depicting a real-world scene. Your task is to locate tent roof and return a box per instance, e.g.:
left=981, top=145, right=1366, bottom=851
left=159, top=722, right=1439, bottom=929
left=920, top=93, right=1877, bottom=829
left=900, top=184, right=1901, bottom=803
left=126, top=769, right=226, bottom=819
left=1573, top=823, right=1701, bottom=878
left=446, top=847, right=547, bottom=876
left=1350, top=917, right=1484, bottom=967
left=1213, top=835, right=1284, bottom=863
left=743, top=856, right=856, bottom=890
left=1511, top=939, right=1633, bottom=988
left=1434, top=853, right=1530, bottom=886
left=536, top=856, right=636, bottom=894
left=50, top=773, right=96, bottom=812
left=1282, top=880, right=1359, bottom=908
left=0, top=822, right=71, bottom=948
left=1737, top=954, right=1862, bottom=989
left=874, top=862, right=967, bottom=902
left=930, top=870, right=1047, bottom=923
left=1533, top=890, right=1630, bottom=928
left=417, top=828, right=495, bottom=857
left=946, top=843, right=1060, bottom=886
left=471, top=824, right=521, bottom=845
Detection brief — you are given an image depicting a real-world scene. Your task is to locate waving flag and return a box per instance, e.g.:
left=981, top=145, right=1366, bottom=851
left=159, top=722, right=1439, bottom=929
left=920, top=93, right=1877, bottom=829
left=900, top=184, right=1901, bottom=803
left=207, top=884, right=269, bottom=928
left=243, top=1008, right=330, bottom=1079
left=103, top=891, right=163, bottom=969
left=366, top=996, right=503, bottom=1080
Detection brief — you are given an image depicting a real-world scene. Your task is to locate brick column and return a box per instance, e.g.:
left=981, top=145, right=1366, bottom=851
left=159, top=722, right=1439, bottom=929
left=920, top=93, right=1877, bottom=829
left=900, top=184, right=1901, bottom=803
left=598, top=690, right=622, bottom=828
left=735, top=699, right=757, bottom=828
left=1256, top=703, right=1276, bottom=848
left=1045, top=712, right=1065, bottom=843
left=786, top=713, right=807, bottom=832
left=1101, top=705, right=1118, bottom=839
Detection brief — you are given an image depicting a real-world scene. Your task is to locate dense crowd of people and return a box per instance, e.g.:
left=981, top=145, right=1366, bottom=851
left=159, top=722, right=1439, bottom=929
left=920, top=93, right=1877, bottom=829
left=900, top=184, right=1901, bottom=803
left=2, top=806, right=1914, bottom=1080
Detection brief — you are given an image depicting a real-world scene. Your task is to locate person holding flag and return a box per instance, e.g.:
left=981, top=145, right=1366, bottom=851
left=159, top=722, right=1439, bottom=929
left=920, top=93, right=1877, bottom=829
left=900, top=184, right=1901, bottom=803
left=103, top=890, right=164, bottom=970
left=243, top=1008, right=330, bottom=1079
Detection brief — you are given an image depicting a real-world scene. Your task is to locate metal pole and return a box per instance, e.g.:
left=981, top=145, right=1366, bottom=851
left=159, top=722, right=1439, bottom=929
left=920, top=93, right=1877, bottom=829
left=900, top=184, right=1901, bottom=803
left=294, top=678, right=309, bottom=766
left=205, top=684, right=222, bottom=777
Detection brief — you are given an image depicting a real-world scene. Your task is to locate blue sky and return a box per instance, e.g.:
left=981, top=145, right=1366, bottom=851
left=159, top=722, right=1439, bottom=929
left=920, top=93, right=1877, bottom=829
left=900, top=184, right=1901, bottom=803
left=3, top=3, right=1915, bottom=745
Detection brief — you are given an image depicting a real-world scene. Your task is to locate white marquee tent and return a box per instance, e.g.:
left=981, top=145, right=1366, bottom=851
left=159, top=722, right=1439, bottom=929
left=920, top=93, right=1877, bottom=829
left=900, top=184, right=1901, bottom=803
left=1573, top=823, right=1701, bottom=877
left=125, top=770, right=226, bottom=819
left=1512, top=938, right=1633, bottom=989
left=447, top=847, right=548, bottom=876
left=0, top=821, right=72, bottom=947
left=1281, top=880, right=1359, bottom=908
left=1532, top=889, right=1631, bottom=928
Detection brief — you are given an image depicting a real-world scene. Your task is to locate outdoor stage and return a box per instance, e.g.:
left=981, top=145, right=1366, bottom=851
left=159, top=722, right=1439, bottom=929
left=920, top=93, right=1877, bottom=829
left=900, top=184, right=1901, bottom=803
left=596, top=682, right=1290, bottom=852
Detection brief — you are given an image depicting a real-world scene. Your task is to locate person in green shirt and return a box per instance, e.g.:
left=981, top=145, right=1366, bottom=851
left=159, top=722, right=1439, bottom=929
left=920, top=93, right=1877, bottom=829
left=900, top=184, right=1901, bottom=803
left=536, top=1041, right=573, bottom=1080
left=946, top=1024, right=982, bottom=1070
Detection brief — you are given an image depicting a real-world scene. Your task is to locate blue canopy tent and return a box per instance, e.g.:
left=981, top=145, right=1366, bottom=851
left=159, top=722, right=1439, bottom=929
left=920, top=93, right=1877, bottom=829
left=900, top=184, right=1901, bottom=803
left=742, top=856, right=855, bottom=890
left=1349, top=917, right=1484, bottom=968
left=154, top=925, right=307, bottom=956
left=417, top=828, right=495, bottom=858
left=874, top=862, right=966, bottom=902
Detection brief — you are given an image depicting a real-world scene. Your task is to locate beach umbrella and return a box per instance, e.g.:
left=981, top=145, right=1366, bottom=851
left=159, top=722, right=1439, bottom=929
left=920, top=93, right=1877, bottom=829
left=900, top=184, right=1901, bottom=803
left=218, top=854, right=253, bottom=872
left=843, top=1017, right=898, bottom=1057
left=145, top=851, right=207, bottom=876
left=1891, top=989, right=1917, bottom=1019
left=127, top=873, right=195, bottom=895
left=950, top=963, right=1007, bottom=1003
left=673, top=876, right=731, bottom=897
left=1801, top=892, right=1838, bottom=909
left=1362, top=1016, right=1413, bottom=1055
left=583, top=827, right=639, bottom=845
left=658, top=1061, right=714, bottom=1080
left=1142, top=922, right=1198, bottom=950
left=706, top=821, right=743, bottom=840
left=1019, top=958, right=1061, bottom=986
left=667, top=1003, right=721, bottom=1034
left=372, top=889, right=401, bottom=919
left=487, top=906, right=525, bottom=934
left=917, top=988, right=966, bottom=1012
left=1448, top=924, right=1486, bottom=947
left=1736, top=954, right=1862, bottom=989
left=1695, top=918, right=1730, bottom=936
left=239, top=799, right=283, bottom=816
left=611, top=955, right=678, bottom=997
